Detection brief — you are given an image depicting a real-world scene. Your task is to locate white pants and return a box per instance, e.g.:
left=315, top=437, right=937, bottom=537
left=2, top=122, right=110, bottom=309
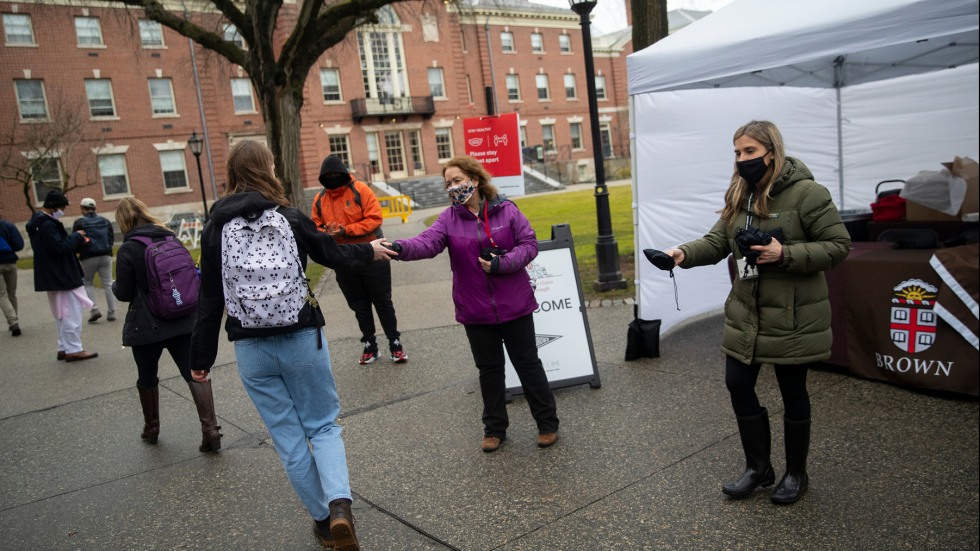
left=80, top=255, right=115, bottom=314
left=47, top=288, right=90, bottom=354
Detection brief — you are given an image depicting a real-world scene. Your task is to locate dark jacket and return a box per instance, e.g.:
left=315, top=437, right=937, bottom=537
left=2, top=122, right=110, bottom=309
left=395, top=195, right=538, bottom=325
left=112, top=224, right=196, bottom=347
left=190, top=192, right=375, bottom=371
left=25, top=211, right=85, bottom=291
left=0, top=219, right=25, bottom=265
left=678, top=157, right=851, bottom=365
left=73, top=212, right=115, bottom=259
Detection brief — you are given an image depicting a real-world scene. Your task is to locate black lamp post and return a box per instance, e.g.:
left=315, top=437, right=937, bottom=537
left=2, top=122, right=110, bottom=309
left=188, top=131, right=208, bottom=222
left=569, top=0, right=626, bottom=291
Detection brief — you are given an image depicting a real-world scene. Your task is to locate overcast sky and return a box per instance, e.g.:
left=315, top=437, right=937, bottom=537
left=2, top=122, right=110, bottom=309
left=532, top=0, right=736, bottom=35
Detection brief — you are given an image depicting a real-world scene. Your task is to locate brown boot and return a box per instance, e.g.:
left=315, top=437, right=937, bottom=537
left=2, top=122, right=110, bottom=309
left=328, top=499, right=360, bottom=551
left=188, top=380, right=222, bottom=453
left=136, top=382, right=160, bottom=444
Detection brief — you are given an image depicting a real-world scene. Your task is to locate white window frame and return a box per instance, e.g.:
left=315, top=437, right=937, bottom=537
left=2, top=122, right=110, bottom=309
left=30, top=156, right=63, bottom=204
left=530, top=33, right=544, bottom=53
left=98, top=153, right=132, bottom=198
left=223, top=23, right=245, bottom=49
left=148, top=78, right=177, bottom=116
left=500, top=31, right=514, bottom=53
left=14, top=80, right=48, bottom=121
left=384, top=131, right=407, bottom=178
left=74, top=16, right=104, bottom=47
left=506, top=74, right=521, bottom=102
left=599, top=123, right=614, bottom=159
left=357, top=9, right=410, bottom=102
left=435, top=128, right=454, bottom=161
left=559, top=34, right=571, bottom=54
left=427, top=67, right=446, bottom=99
left=564, top=74, right=577, bottom=100
left=535, top=74, right=550, bottom=101
left=138, top=20, right=165, bottom=48
left=409, top=129, right=424, bottom=174
left=365, top=132, right=382, bottom=181
left=84, top=79, right=116, bottom=119
left=570, top=122, right=584, bottom=150
left=541, top=124, right=556, bottom=152
left=595, top=75, right=608, bottom=100
left=159, top=150, right=190, bottom=192
left=320, top=68, right=343, bottom=103
left=328, top=134, right=352, bottom=169
left=3, top=13, right=35, bottom=46
left=231, top=78, right=256, bottom=114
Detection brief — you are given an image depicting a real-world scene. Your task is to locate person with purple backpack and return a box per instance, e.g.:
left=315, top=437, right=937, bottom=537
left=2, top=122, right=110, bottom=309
left=112, top=197, right=221, bottom=453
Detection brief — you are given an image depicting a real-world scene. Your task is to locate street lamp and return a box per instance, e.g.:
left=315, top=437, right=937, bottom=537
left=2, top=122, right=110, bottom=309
left=187, top=131, right=209, bottom=222
left=569, top=0, right=626, bottom=291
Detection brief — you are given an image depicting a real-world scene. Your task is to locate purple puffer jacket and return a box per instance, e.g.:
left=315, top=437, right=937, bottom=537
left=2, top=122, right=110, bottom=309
left=395, top=196, right=537, bottom=325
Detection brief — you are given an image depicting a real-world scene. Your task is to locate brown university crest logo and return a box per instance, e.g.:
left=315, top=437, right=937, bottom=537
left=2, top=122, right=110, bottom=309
left=889, top=279, right=939, bottom=354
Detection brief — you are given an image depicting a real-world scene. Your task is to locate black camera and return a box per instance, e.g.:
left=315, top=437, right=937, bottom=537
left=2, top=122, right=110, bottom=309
left=480, top=247, right=506, bottom=261
left=734, top=225, right=772, bottom=266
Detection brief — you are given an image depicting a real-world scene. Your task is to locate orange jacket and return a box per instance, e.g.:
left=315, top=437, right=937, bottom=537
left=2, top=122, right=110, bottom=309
left=311, top=178, right=383, bottom=245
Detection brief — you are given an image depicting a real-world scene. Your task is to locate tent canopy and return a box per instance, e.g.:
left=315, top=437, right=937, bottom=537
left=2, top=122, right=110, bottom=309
left=626, top=0, right=979, bottom=333
left=628, top=0, right=979, bottom=93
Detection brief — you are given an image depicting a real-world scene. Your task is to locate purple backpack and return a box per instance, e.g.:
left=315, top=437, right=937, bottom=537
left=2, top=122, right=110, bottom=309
left=131, top=235, right=199, bottom=319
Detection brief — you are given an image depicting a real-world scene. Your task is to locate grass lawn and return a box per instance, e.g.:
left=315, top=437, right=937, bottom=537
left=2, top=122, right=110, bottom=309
left=425, top=185, right=635, bottom=302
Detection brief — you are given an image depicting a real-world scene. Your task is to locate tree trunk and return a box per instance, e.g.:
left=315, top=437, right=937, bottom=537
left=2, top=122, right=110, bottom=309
left=632, top=0, right=668, bottom=52
left=256, top=81, right=307, bottom=212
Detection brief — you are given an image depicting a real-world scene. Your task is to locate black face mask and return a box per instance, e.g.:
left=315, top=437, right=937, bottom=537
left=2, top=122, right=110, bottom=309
left=321, top=174, right=349, bottom=190
left=736, top=155, right=770, bottom=185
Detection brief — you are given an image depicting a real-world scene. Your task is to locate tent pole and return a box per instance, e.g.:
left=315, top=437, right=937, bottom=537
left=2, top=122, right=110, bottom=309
left=834, top=56, right=845, bottom=209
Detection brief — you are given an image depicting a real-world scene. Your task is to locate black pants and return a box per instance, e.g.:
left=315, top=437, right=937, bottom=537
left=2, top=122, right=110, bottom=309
left=335, top=260, right=399, bottom=345
left=464, top=313, right=559, bottom=437
left=725, top=355, right=811, bottom=422
left=133, top=334, right=193, bottom=387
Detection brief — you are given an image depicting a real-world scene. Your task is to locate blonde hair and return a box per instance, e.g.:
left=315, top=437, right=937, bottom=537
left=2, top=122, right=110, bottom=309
left=720, top=120, right=786, bottom=223
left=225, top=140, right=290, bottom=206
left=115, top=197, right=168, bottom=235
left=442, top=155, right=498, bottom=202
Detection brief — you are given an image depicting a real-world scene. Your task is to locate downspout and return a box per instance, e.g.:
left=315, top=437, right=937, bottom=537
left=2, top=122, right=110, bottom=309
left=484, top=16, right=498, bottom=116
left=834, top=55, right=845, bottom=210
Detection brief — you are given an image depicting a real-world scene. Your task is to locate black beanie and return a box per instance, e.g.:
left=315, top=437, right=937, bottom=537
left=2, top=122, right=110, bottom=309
left=42, top=190, right=69, bottom=209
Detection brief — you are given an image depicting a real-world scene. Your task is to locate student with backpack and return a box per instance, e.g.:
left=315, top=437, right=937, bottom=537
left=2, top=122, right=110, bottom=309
left=73, top=198, right=116, bottom=323
left=191, top=141, right=395, bottom=551
left=112, top=197, right=220, bottom=453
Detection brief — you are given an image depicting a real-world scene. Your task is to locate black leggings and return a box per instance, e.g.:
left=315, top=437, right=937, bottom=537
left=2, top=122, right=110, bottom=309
left=725, top=355, right=811, bottom=421
left=132, top=334, right=193, bottom=387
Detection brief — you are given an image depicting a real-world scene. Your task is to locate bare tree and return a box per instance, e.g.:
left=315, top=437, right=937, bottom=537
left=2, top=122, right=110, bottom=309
left=0, top=93, right=103, bottom=214
left=109, top=0, right=430, bottom=208
left=632, top=0, right=668, bottom=52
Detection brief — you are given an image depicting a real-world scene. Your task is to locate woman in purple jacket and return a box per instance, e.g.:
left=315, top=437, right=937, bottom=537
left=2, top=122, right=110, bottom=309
left=389, top=156, right=559, bottom=452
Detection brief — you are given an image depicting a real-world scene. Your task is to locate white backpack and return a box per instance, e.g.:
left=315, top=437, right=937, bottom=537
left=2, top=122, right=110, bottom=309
left=221, top=207, right=310, bottom=328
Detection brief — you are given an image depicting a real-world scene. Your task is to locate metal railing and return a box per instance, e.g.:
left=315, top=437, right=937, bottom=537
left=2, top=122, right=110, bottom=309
left=378, top=195, right=413, bottom=223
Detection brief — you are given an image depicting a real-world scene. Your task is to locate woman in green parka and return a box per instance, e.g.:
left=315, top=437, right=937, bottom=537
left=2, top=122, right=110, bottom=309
left=666, top=121, right=850, bottom=505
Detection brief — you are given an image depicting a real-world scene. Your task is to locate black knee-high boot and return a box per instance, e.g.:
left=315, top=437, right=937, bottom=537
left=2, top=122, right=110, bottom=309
left=722, top=407, right=775, bottom=498
left=137, top=382, right=160, bottom=444
left=771, top=417, right=811, bottom=504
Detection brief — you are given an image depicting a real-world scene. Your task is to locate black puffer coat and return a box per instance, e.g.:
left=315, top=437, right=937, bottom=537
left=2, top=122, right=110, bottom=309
left=25, top=211, right=84, bottom=291
left=112, top=224, right=196, bottom=347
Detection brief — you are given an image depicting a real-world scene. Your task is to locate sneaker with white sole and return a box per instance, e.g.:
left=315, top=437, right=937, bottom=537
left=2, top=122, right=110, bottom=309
left=358, top=341, right=379, bottom=365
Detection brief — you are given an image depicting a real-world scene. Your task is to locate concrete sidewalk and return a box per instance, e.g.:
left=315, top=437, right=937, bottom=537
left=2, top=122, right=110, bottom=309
left=1, top=196, right=977, bottom=550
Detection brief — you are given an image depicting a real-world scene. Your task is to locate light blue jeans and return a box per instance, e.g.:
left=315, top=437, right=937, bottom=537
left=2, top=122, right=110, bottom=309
left=234, top=326, right=351, bottom=521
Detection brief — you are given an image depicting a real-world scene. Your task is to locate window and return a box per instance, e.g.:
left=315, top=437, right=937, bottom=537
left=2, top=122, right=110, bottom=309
left=530, top=33, right=543, bottom=53
left=98, top=154, right=131, bottom=196
left=600, top=123, right=613, bottom=159
left=139, top=20, right=164, bottom=47
left=74, top=17, right=103, bottom=47
left=506, top=74, right=521, bottom=101
left=3, top=13, right=35, bottom=45
left=435, top=128, right=453, bottom=161
left=535, top=74, right=550, bottom=100
left=320, top=69, right=342, bottom=102
left=542, top=124, right=555, bottom=152
left=519, top=126, right=527, bottom=148
left=595, top=75, right=607, bottom=100
left=500, top=31, right=514, bottom=52
left=328, top=135, right=351, bottom=169
left=160, top=150, right=189, bottom=190
left=31, top=158, right=62, bottom=203
left=427, top=67, right=446, bottom=99
left=409, top=130, right=424, bottom=172
left=223, top=24, right=244, bottom=49
left=365, top=133, right=380, bottom=177
left=231, top=78, right=255, bottom=113
left=384, top=131, right=405, bottom=174
left=564, top=74, right=577, bottom=99
left=570, top=122, right=583, bottom=150
left=15, top=80, right=48, bottom=120
left=84, top=79, right=116, bottom=118
left=357, top=7, right=409, bottom=102
left=148, top=78, right=176, bottom=115
left=559, top=34, right=571, bottom=53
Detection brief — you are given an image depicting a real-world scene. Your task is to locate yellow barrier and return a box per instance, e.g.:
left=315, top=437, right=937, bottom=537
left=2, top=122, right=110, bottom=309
left=378, top=195, right=413, bottom=223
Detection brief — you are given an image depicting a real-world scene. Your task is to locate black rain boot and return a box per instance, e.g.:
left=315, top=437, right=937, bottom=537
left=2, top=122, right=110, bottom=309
left=188, top=380, right=223, bottom=453
left=771, top=417, right=811, bottom=505
left=136, top=382, right=160, bottom=444
left=722, top=407, right=775, bottom=498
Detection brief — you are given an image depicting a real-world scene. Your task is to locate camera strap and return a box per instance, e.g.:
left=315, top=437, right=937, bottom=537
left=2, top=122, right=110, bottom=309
left=481, top=201, right=499, bottom=249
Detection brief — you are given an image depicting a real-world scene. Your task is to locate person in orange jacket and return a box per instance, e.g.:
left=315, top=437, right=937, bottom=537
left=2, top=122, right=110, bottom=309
left=312, top=154, right=408, bottom=365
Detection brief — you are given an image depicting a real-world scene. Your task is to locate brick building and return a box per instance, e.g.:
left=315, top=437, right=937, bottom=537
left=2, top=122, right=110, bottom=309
left=1, top=0, right=631, bottom=226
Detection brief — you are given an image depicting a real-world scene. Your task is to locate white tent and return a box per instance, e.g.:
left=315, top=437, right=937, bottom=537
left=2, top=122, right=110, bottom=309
left=627, top=0, right=979, bottom=334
